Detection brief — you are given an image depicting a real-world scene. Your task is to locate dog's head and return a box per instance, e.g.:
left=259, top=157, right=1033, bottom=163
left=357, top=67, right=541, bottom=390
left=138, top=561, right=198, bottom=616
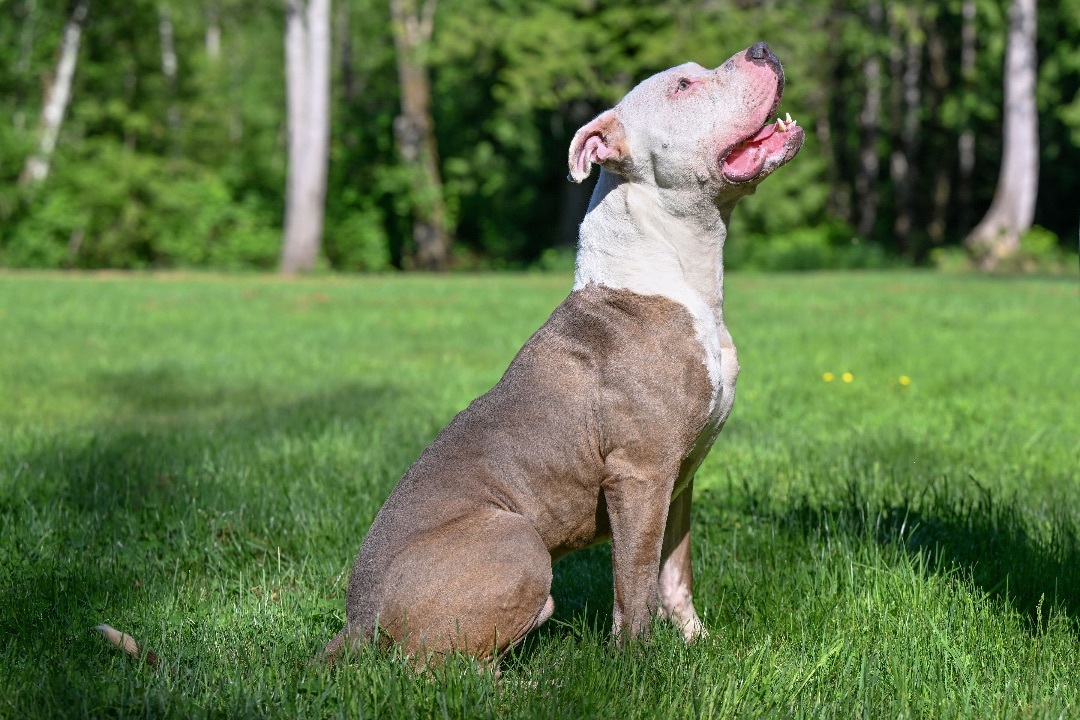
left=568, top=42, right=803, bottom=204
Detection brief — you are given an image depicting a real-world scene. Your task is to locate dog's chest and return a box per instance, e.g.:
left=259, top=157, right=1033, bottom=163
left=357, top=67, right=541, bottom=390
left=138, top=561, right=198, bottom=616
left=670, top=315, right=738, bottom=497
left=690, top=305, right=740, bottom=423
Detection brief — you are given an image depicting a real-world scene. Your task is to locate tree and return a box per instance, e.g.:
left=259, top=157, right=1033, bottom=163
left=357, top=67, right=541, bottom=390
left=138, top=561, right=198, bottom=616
left=888, top=5, right=923, bottom=253
left=390, top=0, right=450, bottom=270
left=20, top=0, right=89, bottom=185
left=280, top=0, right=331, bottom=275
left=854, top=0, right=884, bottom=240
left=2, top=0, right=1077, bottom=272
left=158, top=3, right=180, bottom=154
left=964, top=0, right=1039, bottom=269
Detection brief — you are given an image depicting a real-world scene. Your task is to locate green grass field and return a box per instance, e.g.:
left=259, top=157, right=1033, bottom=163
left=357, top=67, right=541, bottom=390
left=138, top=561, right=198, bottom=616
left=1, top=270, right=1078, bottom=718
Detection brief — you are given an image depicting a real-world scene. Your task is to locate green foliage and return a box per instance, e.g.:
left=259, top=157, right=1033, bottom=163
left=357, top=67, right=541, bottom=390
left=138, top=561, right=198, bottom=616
left=324, top=203, right=392, bottom=272
left=727, top=222, right=892, bottom=272
left=1, top=0, right=1079, bottom=270
left=3, top=139, right=279, bottom=269
left=928, top=245, right=974, bottom=273
left=530, top=245, right=577, bottom=273
left=930, top=225, right=1077, bottom=274
left=1, top=272, right=1078, bottom=717
left=1006, top=225, right=1077, bottom=274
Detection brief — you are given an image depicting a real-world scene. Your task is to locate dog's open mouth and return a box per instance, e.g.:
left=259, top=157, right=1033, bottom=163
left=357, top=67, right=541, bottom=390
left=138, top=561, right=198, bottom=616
left=720, top=113, right=804, bottom=183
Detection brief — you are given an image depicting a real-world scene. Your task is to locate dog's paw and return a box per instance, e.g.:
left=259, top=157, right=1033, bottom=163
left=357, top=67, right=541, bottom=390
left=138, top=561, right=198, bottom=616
left=682, top=615, right=709, bottom=643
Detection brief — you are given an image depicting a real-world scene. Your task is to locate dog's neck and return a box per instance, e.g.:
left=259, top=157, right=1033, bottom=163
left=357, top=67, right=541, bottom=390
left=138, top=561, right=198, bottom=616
left=573, top=170, right=730, bottom=327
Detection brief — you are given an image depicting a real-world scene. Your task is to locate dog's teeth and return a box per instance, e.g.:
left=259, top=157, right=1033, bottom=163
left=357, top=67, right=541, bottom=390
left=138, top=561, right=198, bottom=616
left=785, top=112, right=792, bottom=124
left=776, top=118, right=787, bottom=132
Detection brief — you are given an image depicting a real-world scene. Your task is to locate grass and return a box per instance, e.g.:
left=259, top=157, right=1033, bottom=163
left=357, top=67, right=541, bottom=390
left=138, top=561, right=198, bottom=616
left=0, top=270, right=1078, bottom=718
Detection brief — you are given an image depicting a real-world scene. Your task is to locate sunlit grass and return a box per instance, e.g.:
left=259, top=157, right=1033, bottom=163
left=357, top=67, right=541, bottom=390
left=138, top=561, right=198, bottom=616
left=1, top=270, right=1077, bottom=718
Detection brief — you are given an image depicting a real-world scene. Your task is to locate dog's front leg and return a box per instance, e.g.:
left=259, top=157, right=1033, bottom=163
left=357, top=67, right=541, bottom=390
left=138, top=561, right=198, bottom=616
left=602, top=467, right=674, bottom=644
left=659, top=478, right=707, bottom=641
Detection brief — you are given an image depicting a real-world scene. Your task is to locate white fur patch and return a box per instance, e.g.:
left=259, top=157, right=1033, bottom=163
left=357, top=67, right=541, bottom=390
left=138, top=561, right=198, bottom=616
left=574, top=175, right=735, bottom=421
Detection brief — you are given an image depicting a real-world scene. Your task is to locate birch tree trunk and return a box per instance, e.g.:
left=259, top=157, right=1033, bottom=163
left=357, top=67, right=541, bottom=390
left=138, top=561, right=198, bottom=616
left=280, top=0, right=332, bottom=275
left=965, top=0, right=1039, bottom=270
left=389, top=0, right=451, bottom=271
left=20, top=0, right=89, bottom=186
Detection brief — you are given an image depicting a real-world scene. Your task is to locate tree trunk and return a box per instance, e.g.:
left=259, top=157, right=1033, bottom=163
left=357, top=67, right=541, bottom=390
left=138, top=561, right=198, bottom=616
left=337, top=0, right=358, bottom=105
left=926, top=19, right=951, bottom=248
left=558, top=100, right=598, bottom=247
left=815, top=12, right=848, bottom=222
left=389, top=0, right=451, bottom=271
left=158, top=3, right=181, bottom=153
left=965, top=0, right=1038, bottom=269
left=956, top=0, right=977, bottom=234
left=205, top=3, right=221, bottom=62
left=280, top=0, right=332, bottom=275
left=14, top=0, right=39, bottom=131
left=20, top=0, right=89, bottom=185
left=889, top=8, right=922, bottom=255
left=854, top=0, right=883, bottom=240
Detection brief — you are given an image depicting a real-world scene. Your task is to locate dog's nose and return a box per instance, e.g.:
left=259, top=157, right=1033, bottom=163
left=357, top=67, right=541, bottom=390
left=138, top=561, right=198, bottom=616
left=746, top=41, right=774, bottom=63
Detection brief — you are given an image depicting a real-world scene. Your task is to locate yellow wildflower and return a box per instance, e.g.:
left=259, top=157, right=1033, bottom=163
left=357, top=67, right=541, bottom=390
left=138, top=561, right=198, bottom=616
left=899, top=375, right=911, bottom=386
left=842, top=372, right=854, bottom=383
left=823, top=372, right=834, bottom=382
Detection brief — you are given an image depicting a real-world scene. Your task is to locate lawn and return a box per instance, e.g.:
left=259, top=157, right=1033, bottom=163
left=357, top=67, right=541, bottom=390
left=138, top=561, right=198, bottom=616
left=1, top=270, right=1077, bottom=718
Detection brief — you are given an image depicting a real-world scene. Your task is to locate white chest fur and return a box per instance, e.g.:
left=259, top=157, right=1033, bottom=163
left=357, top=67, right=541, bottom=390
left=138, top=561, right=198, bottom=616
left=574, top=174, right=738, bottom=423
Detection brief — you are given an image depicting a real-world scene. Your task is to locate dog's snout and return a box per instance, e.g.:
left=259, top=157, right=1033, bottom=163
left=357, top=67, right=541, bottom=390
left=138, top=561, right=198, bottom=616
left=746, top=41, right=774, bottom=63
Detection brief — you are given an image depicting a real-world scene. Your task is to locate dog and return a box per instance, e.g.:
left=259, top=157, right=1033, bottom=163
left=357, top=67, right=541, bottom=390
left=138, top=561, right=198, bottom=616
left=322, top=41, right=803, bottom=665
left=98, top=42, right=803, bottom=669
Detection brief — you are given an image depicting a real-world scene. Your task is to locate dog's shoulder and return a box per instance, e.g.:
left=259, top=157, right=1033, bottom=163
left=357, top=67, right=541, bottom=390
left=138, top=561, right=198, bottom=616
left=550, top=284, right=711, bottom=373
left=513, top=284, right=714, bottom=450
left=525, top=284, right=703, bottom=357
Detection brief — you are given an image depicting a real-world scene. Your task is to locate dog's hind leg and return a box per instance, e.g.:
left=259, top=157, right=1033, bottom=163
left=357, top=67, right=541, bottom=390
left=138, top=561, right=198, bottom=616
left=371, top=510, right=554, bottom=663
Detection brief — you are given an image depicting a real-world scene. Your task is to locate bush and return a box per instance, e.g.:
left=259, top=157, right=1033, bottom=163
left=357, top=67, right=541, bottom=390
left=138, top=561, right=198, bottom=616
left=930, top=225, right=1077, bottom=274
left=726, top=222, right=892, bottom=272
left=1009, top=225, right=1076, bottom=274
left=530, top=245, right=576, bottom=273
left=1, top=139, right=280, bottom=270
left=324, top=205, right=393, bottom=272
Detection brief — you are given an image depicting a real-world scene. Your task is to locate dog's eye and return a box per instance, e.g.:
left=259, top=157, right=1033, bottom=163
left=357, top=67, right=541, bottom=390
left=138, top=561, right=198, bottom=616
left=677, top=79, right=691, bottom=92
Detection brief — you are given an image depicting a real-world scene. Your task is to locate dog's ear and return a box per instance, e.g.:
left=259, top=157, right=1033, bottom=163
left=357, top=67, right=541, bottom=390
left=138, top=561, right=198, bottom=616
left=567, top=109, right=627, bottom=183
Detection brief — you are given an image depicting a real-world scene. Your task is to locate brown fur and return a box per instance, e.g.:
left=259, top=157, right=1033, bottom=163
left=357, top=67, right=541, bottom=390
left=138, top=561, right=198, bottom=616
left=331, top=286, right=714, bottom=662
left=95, top=44, right=801, bottom=673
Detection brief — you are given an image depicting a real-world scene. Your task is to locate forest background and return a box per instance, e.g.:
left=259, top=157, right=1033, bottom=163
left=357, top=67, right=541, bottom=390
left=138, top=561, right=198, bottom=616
left=1, top=0, right=1078, bottom=274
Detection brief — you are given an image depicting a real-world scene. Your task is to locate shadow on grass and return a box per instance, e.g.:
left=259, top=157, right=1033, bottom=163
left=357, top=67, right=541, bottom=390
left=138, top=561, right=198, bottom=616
left=7, top=364, right=1077, bottom=706
left=58, top=366, right=407, bottom=512
left=1, top=367, right=411, bottom=700
left=752, top=472, right=1080, bottom=637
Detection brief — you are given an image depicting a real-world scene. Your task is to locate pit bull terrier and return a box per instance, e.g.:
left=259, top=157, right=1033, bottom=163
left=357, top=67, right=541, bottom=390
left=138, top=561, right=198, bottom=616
left=325, top=41, right=803, bottom=664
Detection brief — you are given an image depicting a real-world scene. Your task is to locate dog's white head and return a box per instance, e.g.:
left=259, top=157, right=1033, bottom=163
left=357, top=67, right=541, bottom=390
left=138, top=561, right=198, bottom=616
left=568, top=42, right=804, bottom=205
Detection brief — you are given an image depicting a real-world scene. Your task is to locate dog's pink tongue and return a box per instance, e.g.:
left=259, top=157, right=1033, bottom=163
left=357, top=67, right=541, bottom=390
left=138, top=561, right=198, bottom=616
left=746, top=123, right=777, bottom=143
left=722, top=121, right=783, bottom=181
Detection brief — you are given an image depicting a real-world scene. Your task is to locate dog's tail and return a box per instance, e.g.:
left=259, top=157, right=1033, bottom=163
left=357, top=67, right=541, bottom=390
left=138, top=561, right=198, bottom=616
left=321, top=626, right=348, bottom=665
left=95, top=624, right=159, bottom=667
